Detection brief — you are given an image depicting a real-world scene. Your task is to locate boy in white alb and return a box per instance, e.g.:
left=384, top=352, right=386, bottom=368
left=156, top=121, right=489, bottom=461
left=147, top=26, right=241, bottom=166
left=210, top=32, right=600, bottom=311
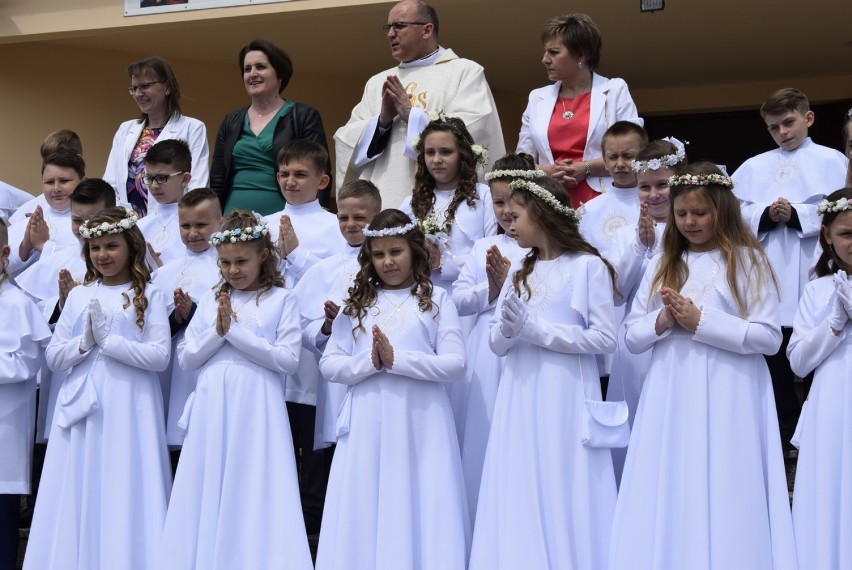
left=138, top=139, right=194, bottom=266
left=8, top=150, right=85, bottom=276
left=578, top=121, right=648, bottom=259
left=0, top=219, right=52, bottom=570
left=294, top=180, right=381, bottom=451
left=733, top=88, right=848, bottom=448
left=262, top=139, right=345, bottom=536
left=0, top=180, right=32, bottom=221
left=151, top=188, right=222, bottom=460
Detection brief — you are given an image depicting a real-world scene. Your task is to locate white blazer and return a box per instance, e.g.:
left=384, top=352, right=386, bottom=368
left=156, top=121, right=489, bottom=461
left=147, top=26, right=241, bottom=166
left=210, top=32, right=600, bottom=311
left=517, top=73, right=642, bottom=194
left=103, top=113, right=210, bottom=204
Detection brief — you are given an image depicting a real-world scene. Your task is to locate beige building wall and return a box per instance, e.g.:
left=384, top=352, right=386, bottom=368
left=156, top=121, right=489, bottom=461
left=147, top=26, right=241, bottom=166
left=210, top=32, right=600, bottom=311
left=1, top=41, right=850, bottom=196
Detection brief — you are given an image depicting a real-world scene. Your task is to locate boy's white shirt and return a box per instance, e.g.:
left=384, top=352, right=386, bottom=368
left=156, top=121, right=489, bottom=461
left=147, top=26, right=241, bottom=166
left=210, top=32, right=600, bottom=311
left=262, top=198, right=346, bottom=405
left=137, top=201, right=185, bottom=266
left=733, top=137, right=847, bottom=324
left=263, top=199, right=346, bottom=288
left=293, top=243, right=362, bottom=447
left=152, top=245, right=220, bottom=446
left=578, top=181, right=640, bottom=259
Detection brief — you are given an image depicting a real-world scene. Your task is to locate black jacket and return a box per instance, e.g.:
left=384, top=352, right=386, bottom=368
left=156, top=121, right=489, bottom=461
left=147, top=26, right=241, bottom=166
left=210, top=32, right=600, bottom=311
left=209, top=102, right=330, bottom=207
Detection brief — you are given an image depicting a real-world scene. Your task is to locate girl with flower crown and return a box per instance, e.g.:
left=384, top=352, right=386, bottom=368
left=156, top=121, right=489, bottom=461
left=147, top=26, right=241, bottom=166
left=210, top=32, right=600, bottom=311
left=450, top=153, right=536, bottom=520
left=788, top=187, right=852, bottom=569
left=25, top=207, right=173, bottom=570
left=158, top=210, right=312, bottom=570
left=401, top=114, right=497, bottom=301
left=316, top=209, right=469, bottom=570
left=468, top=177, right=619, bottom=570
left=609, top=162, right=796, bottom=570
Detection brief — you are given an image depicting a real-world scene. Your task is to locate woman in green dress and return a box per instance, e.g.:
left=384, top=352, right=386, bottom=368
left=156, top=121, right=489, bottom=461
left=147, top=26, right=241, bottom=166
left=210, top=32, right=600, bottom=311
left=210, top=39, right=330, bottom=215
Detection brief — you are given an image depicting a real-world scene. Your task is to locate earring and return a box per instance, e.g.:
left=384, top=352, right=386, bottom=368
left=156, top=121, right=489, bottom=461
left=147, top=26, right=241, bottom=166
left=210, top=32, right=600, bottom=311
left=578, top=62, right=583, bottom=69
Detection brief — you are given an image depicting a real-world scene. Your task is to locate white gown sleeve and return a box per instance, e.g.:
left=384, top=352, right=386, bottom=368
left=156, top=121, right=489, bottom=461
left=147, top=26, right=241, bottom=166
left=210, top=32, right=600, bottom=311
left=791, top=202, right=821, bottom=238
left=787, top=282, right=845, bottom=376
left=319, top=314, right=377, bottom=386
left=99, top=288, right=171, bottom=372
left=389, top=295, right=466, bottom=382
left=624, top=257, right=674, bottom=354
left=45, top=291, right=94, bottom=372
left=284, top=245, right=321, bottom=285
left=224, top=290, right=301, bottom=375
left=516, top=259, right=617, bottom=355
left=692, top=268, right=782, bottom=355
left=177, top=295, right=226, bottom=372
left=451, top=244, right=492, bottom=316
left=0, top=341, right=42, bottom=383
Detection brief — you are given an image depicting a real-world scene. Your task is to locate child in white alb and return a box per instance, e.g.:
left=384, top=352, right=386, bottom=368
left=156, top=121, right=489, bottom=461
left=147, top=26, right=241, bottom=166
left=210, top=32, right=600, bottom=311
left=316, top=209, right=469, bottom=570
left=451, top=153, right=534, bottom=519
left=159, top=212, right=313, bottom=570
left=151, top=188, right=222, bottom=450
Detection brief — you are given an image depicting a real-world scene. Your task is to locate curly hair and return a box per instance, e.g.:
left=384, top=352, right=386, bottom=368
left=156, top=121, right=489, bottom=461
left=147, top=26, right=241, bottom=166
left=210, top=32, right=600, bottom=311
left=814, top=187, right=852, bottom=278
left=510, top=177, right=618, bottom=300
left=81, top=208, right=151, bottom=330
left=212, top=210, right=284, bottom=303
left=411, top=117, right=480, bottom=233
left=651, top=161, right=779, bottom=316
left=344, top=209, right=435, bottom=335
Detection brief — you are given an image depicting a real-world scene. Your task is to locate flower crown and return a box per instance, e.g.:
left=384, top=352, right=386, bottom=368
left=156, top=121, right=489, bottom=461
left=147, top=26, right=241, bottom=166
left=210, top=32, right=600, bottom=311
left=484, top=168, right=547, bottom=181
left=632, top=137, right=688, bottom=172
left=362, top=220, right=417, bottom=238
left=210, top=220, right=270, bottom=246
left=509, top=179, right=579, bottom=221
left=411, top=111, right=488, bottom=166
left=817, top=197, right=851, bottom=215
left=79, top=209, right=138, bottom=239
left=667, top=173, right=734, bottom=189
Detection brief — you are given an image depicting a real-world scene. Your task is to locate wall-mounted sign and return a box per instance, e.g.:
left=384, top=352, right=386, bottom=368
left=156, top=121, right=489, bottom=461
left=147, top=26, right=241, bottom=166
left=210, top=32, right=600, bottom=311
left=125, top=0, right=292, bottom=17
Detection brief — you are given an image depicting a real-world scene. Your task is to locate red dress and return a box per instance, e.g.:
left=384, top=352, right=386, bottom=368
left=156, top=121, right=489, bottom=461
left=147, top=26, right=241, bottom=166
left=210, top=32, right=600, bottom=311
left=546, top=93, right=597, bottom=207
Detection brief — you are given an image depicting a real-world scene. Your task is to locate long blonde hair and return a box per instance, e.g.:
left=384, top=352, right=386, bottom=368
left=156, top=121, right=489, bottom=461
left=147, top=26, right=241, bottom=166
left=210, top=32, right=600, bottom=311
left=650, top=162, right=778, bottom=316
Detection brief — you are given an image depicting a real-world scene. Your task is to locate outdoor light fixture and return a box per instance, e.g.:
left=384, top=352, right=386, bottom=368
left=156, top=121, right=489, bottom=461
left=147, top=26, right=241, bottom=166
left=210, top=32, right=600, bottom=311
left=640, top=0, right=665, bottom=12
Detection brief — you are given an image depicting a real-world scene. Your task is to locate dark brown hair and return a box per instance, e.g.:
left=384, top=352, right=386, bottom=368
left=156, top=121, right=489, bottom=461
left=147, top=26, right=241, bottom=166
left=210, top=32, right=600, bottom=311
left=760, top=88, right=810, bottom=119
left=239, top=40, right=293, bottom=93
left=814, top=187, right=852, bottom=277
left=343, top=209, right=434, bottom=334
left=411, top=117, right=480, bottom=233
left=541, top=13, right=602, bottom=71
left=510, top=177, right=618, bottom=299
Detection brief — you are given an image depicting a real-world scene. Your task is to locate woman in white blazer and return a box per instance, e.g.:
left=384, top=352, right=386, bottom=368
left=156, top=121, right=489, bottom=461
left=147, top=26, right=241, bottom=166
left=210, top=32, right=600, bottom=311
left=517, top=14, right=641, bottom=207
left=103, top=56, right=209, bottom=217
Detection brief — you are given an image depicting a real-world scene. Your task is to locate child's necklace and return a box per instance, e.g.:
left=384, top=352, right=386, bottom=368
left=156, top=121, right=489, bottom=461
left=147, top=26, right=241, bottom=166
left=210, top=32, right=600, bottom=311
left=151, top=212, right=178, bottom=250
left=379, top=290, right=412, bottom=329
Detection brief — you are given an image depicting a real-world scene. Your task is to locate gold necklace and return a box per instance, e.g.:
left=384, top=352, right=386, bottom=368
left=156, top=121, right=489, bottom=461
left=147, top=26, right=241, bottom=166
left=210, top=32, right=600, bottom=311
left=379, top=290, right=412, bottom=328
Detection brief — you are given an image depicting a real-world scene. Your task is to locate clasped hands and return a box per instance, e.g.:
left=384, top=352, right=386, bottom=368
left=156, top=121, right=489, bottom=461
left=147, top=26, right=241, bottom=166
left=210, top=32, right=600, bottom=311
left=379, top=75, right=412, bottom=128
left=828, top=270, right=852, bottom=333
left=768, top=197, right=793, bottom=223
left=655, top=287, right=701, bottom=335
left=371, top=325, right=394, bottom=370
left=499, top=290, right=529, bottom=339
left=80, top=299, right=110, bottom=352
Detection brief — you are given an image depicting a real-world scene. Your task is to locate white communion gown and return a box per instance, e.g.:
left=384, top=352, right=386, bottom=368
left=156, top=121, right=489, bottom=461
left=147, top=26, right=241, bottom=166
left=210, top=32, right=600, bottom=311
left=316, top=286, right=469, bottom=570
left=610, top=249, right=797, bottom=570
left=469, top=253, right=618, bottom=570
left=787, top=275, right=852, bottom=570
left=25, top=281, right=172, bottom=570
left=158, top=287, right=313, bottom=570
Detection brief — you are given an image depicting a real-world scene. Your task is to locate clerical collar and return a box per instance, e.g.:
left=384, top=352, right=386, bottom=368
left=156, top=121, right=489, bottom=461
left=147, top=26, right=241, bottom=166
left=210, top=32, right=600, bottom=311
left=284, top=200, right=323, bottom=213
left=399, top=46, right=443, bottom=69
left=151, top=201, right=179, bottom=217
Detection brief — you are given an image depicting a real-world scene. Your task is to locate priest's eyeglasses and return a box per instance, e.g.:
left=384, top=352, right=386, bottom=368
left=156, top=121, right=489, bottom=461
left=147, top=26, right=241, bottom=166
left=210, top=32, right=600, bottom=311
left=382, top=21, right=428, bottom=32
